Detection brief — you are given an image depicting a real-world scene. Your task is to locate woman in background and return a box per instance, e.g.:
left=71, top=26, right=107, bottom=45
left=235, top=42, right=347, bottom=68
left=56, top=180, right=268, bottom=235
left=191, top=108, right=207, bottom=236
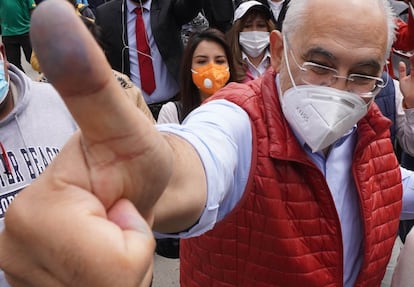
left=226, top=0, right=275, bottom=83
left=157, top=28, right=236, bottom=124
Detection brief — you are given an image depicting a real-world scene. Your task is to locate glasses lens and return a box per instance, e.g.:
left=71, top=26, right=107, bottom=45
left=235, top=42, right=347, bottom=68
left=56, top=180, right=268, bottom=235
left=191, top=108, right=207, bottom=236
left=301, top=62, right=337, bottom=86
left=288, top=45, right=386, bottom=95
left=301, top=62, right=385, bottom=94
left=348, top=74, right=385, bottom=94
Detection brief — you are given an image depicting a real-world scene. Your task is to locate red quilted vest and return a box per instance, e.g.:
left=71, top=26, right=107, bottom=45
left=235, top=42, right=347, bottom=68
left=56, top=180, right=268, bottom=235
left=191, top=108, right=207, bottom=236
left=179, top=70, right=402, bottom=287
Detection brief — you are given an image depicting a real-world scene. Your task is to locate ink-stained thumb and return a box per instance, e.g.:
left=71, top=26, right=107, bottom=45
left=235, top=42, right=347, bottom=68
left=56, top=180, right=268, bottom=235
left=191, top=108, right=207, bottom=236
left=30, top=0, right=150, bottom=143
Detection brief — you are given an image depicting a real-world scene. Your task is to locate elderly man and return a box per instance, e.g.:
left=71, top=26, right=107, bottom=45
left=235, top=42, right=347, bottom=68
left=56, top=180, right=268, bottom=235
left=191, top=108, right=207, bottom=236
left=1, top=0, right=414, bottom=286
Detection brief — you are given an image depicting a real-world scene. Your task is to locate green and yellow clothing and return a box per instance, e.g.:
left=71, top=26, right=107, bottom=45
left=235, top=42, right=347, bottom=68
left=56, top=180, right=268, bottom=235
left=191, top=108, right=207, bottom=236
left=0, top=0, right=36, bottom=36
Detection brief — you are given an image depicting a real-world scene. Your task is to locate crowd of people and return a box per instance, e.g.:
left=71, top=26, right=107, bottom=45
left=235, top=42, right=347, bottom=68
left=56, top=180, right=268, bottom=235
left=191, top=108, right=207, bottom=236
left=2, top=0, right=414, bottom=286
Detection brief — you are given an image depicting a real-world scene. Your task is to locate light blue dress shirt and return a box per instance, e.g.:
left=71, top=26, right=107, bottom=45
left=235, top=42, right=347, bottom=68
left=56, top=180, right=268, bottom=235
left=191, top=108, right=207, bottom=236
left=155, top=75, right=414, bottom=287
left=126, top=0, right=179, bottom=104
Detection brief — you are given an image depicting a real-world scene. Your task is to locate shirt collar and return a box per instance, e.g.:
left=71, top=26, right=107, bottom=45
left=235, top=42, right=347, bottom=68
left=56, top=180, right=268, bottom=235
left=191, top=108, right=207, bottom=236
left=241, top=49, right=271, bottom=64
left=127, top=0, right=151, bottom=13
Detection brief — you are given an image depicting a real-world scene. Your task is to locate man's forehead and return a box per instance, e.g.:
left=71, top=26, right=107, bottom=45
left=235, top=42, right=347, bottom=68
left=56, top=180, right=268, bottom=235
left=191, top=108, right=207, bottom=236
left=294, top=0, right=386, bottom=32
left=287, top=1, right=388, bottom=62
left=304, top=46, right=383, bottom=70
left=301, top=0, right=383, bottom=15
left=287, top=34, right=386, bottom=69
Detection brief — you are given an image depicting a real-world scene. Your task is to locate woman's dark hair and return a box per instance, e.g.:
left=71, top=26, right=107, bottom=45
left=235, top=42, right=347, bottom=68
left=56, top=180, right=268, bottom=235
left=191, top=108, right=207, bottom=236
left=79, top=16, right=105, bottom=50
left=178, top=28, right=236, bottom=122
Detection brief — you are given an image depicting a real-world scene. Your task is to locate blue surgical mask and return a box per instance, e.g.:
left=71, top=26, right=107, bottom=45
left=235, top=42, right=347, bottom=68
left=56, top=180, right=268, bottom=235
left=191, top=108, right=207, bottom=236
left=0, top=60, right=10, bottom=105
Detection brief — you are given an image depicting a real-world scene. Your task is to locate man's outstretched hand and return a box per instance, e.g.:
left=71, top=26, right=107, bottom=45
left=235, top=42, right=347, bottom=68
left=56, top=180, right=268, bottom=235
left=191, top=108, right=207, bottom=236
left=0, top=0, right=174, bottom=286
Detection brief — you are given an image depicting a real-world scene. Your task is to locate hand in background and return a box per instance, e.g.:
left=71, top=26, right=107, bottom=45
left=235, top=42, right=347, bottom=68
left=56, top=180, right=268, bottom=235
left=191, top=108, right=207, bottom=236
left=399, top=55, right=414, bottom=109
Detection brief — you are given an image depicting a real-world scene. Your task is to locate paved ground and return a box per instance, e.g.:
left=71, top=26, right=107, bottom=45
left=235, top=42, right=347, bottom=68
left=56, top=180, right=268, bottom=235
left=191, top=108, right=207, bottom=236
left=153, top=255, right=180, bottom=286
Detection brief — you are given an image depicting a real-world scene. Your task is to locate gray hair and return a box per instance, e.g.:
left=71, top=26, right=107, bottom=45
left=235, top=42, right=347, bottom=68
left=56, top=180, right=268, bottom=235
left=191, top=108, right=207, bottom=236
left=282, top=0, right=397, bottom=62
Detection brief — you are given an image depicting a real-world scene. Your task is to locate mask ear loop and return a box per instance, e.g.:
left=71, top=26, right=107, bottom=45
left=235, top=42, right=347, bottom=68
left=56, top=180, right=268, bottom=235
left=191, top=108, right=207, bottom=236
left=0, top=55, right=10, bottom=105
left=379, top=64, right=390, bottom=95
left=359, top=65, right=390, bottom=104
left=282, top=34, right=370, bottom=114
left=283, top=33, right=385, bottom=110
left=282, top=34, right=299, bottom=89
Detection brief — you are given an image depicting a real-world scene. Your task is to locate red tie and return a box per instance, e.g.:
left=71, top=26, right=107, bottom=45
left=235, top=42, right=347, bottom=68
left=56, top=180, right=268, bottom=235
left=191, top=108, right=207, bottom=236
left=134, top=7, right=156, bottom=95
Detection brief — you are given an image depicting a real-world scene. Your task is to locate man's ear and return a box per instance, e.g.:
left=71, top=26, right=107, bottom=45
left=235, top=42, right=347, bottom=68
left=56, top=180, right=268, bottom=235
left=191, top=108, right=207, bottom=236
left=270, top=30, right=283, bottom=72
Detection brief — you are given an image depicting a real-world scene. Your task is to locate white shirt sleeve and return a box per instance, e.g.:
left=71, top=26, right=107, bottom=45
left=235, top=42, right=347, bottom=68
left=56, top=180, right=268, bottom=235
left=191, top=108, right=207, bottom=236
left=154, top=99, right=252, bottom=238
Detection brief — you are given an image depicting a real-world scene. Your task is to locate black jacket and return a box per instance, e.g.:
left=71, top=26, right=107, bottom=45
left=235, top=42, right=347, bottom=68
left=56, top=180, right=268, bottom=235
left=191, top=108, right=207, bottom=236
left=95, top=0, right=202, bottom=81
left=202, top=0, right=234, bottom=33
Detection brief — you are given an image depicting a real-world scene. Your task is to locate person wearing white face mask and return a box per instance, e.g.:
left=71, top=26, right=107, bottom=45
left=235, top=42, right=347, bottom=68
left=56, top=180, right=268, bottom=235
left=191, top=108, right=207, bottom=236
left=226, top=0, right=275, bottom=82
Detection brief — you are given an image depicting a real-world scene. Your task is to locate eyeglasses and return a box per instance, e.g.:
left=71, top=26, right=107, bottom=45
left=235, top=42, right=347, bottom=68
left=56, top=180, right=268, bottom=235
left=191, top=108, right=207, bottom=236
left=288, top=48, right=386, bottom=96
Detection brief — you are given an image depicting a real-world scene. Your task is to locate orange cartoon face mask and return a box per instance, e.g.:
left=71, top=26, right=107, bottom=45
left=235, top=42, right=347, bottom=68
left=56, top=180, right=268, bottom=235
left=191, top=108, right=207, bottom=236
left=191, top=63, right=230, bottom=96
